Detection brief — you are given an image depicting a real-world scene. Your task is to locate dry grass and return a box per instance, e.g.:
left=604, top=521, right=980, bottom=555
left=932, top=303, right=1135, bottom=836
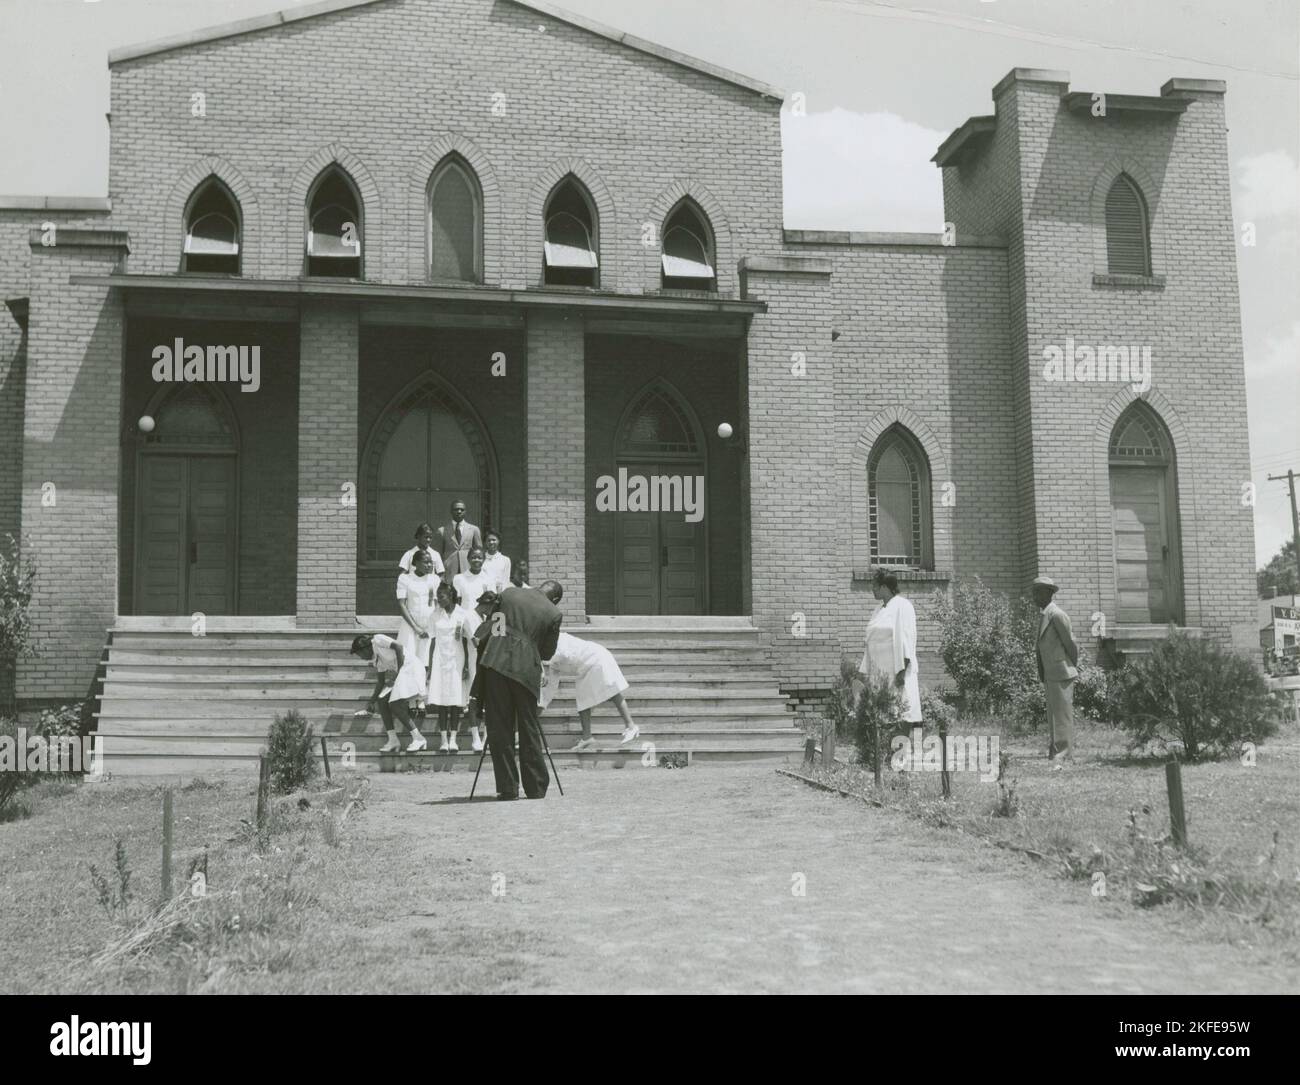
left=808, top=717, right=1300, bottom=956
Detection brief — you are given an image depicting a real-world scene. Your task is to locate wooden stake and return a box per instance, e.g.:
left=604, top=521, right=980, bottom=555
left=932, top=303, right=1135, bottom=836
left=803, top=736, right=815, bottom=767
left=872, top=721, right=883, bottom=790
left=159, top=789, right=173, bottom=907
left=256, top=754, right=270, bottom=834
left=319, top=736, right=331, bottom=781
left=1165, top=756, right=1187, bottom=848
left=939, top=723, right=951, bottom=799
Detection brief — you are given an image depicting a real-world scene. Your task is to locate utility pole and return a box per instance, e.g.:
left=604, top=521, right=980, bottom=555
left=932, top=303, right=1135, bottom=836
left=1267, top=470, right=1300, bottom=591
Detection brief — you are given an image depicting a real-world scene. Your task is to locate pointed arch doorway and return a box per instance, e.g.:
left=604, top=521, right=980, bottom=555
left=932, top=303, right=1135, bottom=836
left=133, top=384, right=239, bottom=615
left=613, top=382, right=707, bottom=615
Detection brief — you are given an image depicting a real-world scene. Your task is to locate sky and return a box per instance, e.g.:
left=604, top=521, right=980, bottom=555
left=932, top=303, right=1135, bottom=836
left=0, top=0, right=1296, bottom=567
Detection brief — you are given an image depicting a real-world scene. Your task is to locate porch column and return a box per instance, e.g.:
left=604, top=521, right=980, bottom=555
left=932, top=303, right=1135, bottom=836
left=296, top=300, right=359, bottom=626
left=526, top=310, right=586, bottom=615
left=18, top=230, right=129, bottom=703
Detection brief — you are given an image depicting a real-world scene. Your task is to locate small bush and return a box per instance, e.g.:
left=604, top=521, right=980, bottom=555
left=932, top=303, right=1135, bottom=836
left=849, top=672, right=907, bottom=775
left=0, top=534, right=37, bottom=715
left=1008, top=681, right=1046, bottom=735
left=1107, top=632, right=1282, bottom=761
left=920, top=688, right=958, bottom=733
left=929, top=578, right=1039, bottom=714
left=0, top=715, right=31, bottom=818
left=265, top=710, right=318, bottom=794
left=1073, top=664, right=1110, bottom=722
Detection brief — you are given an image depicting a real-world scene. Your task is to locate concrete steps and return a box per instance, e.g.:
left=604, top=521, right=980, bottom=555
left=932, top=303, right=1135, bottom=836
left=96, top=618, right=803, bottom=774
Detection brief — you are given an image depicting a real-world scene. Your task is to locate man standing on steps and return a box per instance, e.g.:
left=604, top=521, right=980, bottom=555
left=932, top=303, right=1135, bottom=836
left=437, top=500, right=483, bottom=584
left=476, top=580, right=564, bottom=799
left=1032, top=575, right=1078, bottom=769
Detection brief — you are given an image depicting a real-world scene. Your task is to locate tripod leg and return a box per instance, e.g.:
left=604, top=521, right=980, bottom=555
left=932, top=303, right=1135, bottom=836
left=470, top=738, right=489, bottom=799
left=538, top=725, right=563, bottom=797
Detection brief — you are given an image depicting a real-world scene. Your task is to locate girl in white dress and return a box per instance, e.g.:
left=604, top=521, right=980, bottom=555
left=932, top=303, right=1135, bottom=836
left=452, top=546, right=493, bottom=616
left=537, top=584, right=639, bottom=751
left=396, top=549, right=438, bottom=675
left=858, top=569, right=922, bottom=724
left=351, top=633, right=427, bottom=753
left=426, top=581, right=480, bottom=752
left=397, top=522, right=445, bottom=579
left=480, top=530, right=512, bottom=593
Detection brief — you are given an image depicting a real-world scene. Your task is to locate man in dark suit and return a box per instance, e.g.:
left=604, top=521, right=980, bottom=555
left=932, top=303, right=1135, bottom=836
left=436, top=500, right=484, bottom=583
left=475, top=580, right=564, bottom=799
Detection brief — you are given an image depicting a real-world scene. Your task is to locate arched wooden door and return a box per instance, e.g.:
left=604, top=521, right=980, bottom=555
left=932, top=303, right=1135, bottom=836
left=134, top=384, right=239, bottom=615
left=614, top=382, right=707, bottom=615
left=1109, top=405, right=1183, bottom=624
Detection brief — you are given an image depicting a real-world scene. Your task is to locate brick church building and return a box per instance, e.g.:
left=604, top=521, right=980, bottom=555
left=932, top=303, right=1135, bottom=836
left=0, top=0, right=1256, bottom=768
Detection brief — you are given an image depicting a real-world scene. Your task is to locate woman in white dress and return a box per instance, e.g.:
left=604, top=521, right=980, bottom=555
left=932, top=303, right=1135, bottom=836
left=426, top=581, right=480, bottom=752
left=395, top=549, right=438, bottom=675
left=858, top=569, right=922, bottom=725
left=351, top=632, right=427, bottom=753
left=480, top=530, right=512, bottom=593
left=452, top=547, right=493, bottom=616
left=397, top=522, right=445, bottom=579
left=537, top=584, right=639, bottom=751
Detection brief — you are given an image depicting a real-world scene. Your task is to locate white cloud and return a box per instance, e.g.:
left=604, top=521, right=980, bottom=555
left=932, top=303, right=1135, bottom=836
left=1235, top=150, right=1300, bottom=222
left=782, top=108, right=947, bottom=232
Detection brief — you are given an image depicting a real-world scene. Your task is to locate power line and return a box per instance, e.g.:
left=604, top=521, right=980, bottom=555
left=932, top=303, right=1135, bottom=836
left=817, top=0, right=1299, bottom=81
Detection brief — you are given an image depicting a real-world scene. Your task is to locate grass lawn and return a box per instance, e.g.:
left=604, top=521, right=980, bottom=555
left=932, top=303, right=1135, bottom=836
left=808, top=716, right=1300, bottom=956
left=1, top=754, right=1296, bottom=994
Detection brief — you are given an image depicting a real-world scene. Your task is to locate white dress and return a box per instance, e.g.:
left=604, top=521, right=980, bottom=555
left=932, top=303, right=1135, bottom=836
left=480, top=551, right=512, bottom=594
left=452, top=569, right=493, bottom=614
left=397, top=545, right=444, bottom=578
left=859, top=595, right=922, bottom=723
left=540, top=632, right=629, bottom=712
left=371, top=633, right=426, bottom=703
left=395, top=571, right=437, bottom=669
left=426, top=606, right=479, bottom=707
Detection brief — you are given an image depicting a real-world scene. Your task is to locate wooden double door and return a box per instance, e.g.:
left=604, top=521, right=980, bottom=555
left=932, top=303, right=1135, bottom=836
left=135, top=454, right=237, bottom=615
left=614, top=462, right=706, bottom=615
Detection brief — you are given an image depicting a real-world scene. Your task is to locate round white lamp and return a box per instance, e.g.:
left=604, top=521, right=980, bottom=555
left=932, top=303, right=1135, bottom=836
left=138, top=415, right=156, bottom=434
left=717, top=422, right=734, bottom=440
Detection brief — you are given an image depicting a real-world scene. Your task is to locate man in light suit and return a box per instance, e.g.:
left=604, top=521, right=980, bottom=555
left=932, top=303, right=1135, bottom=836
left=1032, top=575, right=1079, bottom=766
left=474, top=580, right=564, bottom=799
left=436, top=500, right=483, bottom=583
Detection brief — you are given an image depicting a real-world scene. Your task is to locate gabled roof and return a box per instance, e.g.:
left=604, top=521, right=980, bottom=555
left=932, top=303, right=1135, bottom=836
left=107, top=0, right=786, bottom=101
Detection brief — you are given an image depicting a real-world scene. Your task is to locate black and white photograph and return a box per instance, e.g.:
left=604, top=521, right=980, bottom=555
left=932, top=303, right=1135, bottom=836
left=0, top=0, right=1296, bottom=1044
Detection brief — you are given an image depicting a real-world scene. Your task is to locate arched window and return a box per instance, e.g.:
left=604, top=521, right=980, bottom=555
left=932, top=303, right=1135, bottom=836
left=543, top=176, right=598, bottom=287
left=183, top=178, right=241, bottom=274
left=363, top=378, right=495, bottom=564
left=661, top=199, right=715, bottom=291
left=142, top=382, right=238, bottom=450
left=617, top=384, right=702, bottom=461
left=868, top=426, right=931, bottom=569
left=428, top=156, right=482, bottom=283
left=306, top=167, right=363, bottom=277
left=1108, top=403, right=1182, bottom=623
left=1105, top=173, right=1151, bottom=276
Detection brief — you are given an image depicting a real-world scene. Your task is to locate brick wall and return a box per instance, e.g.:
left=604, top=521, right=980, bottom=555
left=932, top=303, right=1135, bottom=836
left=526, top=310, right=585, bottom=617
left=297, top=301, right=359, bottom=625
left=17, top=234, right=128, bottom=700
left=106, top=0, right=786, bottom=292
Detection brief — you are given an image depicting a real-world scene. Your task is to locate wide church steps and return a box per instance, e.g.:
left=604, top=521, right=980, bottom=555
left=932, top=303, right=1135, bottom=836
left=96, top=619, right=804, bottom=775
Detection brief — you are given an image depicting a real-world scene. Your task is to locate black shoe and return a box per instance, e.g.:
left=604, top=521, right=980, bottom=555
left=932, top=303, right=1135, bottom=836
left=496, top=793, right=519, bottom=801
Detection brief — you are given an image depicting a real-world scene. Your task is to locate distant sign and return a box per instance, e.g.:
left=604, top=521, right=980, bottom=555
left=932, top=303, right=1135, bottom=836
left=1274, top=606, right=1300, bottom=639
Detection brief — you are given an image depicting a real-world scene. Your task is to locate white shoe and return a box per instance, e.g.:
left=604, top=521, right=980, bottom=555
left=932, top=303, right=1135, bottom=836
left=438, top=738, right=450, bottom=752
left=619, top=724, right=640, bottom=746
left=406, top=734, right=427, bottom=753
left=573, top=737, right=597, bottom=752
left=448, top=737, right=459, bottom=753
left=378, top=737, right=401, bottom=753
left=471, top=735, right=484, bottom=753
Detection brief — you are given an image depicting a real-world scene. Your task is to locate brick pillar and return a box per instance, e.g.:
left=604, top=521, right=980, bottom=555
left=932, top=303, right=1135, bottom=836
left=740, top=257, right=838, bottom=693
left=525, top=310, right=585, bottom=616
left=296, top=300, right=359, bottom=626
left=18, top=230, right=129, bottom=702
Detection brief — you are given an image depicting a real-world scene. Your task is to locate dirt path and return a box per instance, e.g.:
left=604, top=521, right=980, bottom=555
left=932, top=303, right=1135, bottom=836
left=351, top=764, right=1295, bottom=994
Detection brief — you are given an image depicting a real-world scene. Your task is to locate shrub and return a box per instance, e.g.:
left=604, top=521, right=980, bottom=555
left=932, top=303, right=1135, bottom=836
left=1073, top=664, right=1110, bottom=722
left=0, top=715, right=31, bottom=819
left=1107, top=632, right=1282, bottom=761
left=265, top=710, right=318, bottom=794
left=920, top=688, right=958, bottom=733
left=0, top=534, right=37, bottom=715
left=928, top=578, right=1039, bottom=714
left=1008, top=680, right=1046, bottom=735
left=849, top=672, right=907, bottom=775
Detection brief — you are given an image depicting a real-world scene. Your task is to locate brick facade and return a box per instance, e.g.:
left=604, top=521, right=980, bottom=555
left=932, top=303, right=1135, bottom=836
left=0, top=1, right=1259, bottom=706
